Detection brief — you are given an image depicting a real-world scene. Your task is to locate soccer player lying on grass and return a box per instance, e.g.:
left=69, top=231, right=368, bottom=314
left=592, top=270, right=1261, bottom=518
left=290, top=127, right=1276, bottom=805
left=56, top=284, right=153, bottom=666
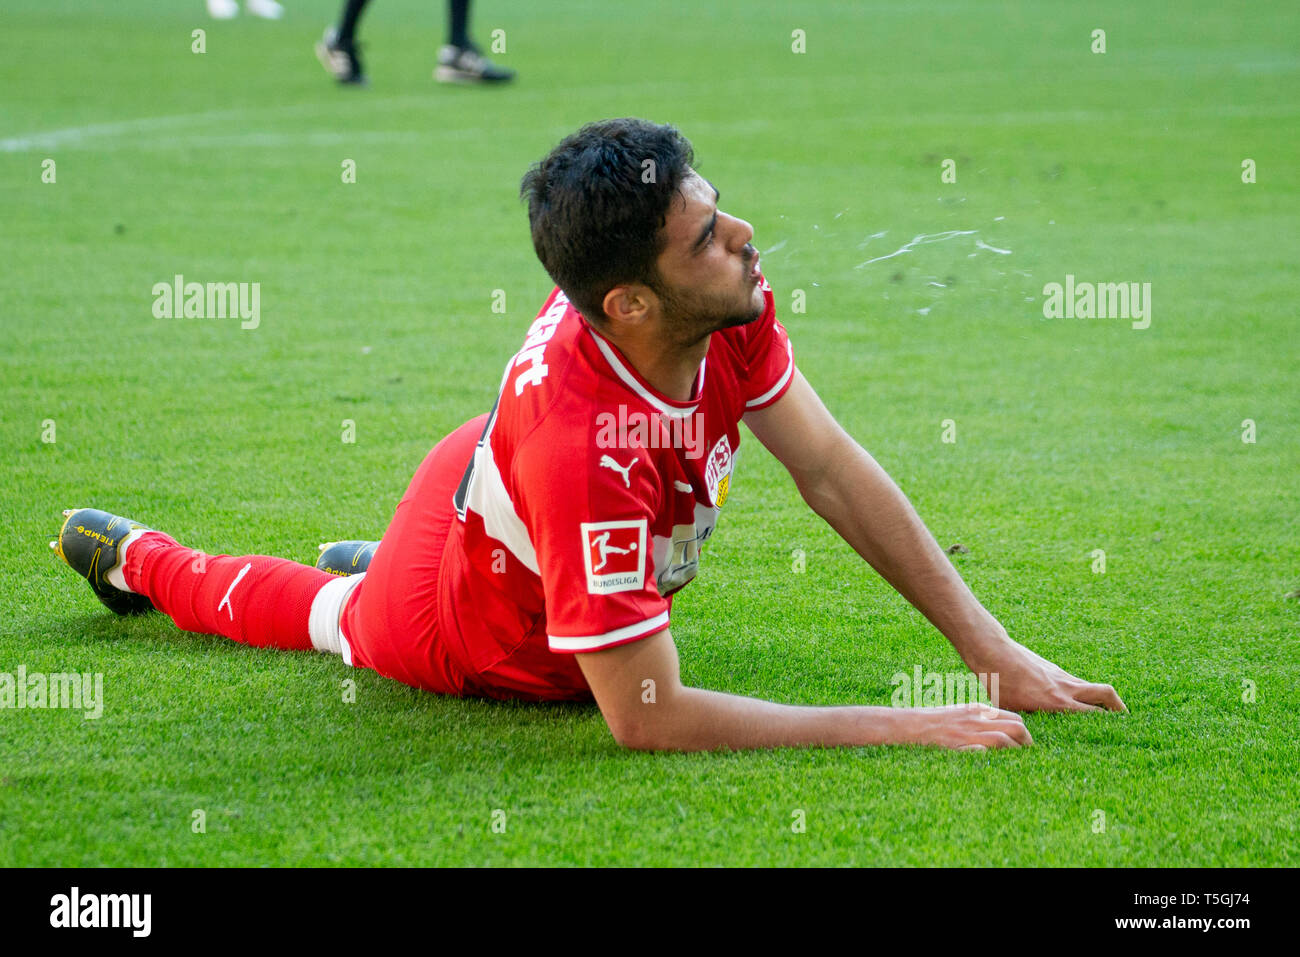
left=52, top=117, right=1125, bottom=752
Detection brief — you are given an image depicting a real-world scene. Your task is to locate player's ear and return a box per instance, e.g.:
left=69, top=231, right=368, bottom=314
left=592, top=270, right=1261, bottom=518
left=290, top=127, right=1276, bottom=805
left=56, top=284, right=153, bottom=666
left=601, top=284, right=654, bottom=330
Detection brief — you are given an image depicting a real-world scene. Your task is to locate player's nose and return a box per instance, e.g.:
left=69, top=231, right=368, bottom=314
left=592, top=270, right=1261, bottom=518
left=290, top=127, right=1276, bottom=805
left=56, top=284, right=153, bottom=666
left=723, top=212, right=754, bottom=250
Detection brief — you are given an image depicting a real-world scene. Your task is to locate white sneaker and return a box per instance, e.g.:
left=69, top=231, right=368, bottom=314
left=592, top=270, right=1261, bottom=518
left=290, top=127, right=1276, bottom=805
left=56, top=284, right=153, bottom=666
left=207, top=0, right=239, bottom=19
left=434, top=44, right=516, bottom=84
left=246, top=0, right=284, bottom=19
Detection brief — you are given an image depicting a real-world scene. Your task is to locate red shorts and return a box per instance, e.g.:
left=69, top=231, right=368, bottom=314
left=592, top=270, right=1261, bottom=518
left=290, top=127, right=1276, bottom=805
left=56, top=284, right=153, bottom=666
left=340, top=415, right=487, bottom=695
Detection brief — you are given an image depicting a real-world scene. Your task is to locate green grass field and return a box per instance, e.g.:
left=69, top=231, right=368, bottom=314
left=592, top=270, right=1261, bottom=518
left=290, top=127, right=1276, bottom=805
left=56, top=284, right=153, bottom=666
left=1, top=0, right=1296, bottom=866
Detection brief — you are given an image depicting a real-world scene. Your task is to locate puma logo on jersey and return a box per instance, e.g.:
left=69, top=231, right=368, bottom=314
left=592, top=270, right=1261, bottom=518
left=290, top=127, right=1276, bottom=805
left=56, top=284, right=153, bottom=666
left=217, top=562, right=253, bottom=620
left=598, top=454, right=638, bottom=488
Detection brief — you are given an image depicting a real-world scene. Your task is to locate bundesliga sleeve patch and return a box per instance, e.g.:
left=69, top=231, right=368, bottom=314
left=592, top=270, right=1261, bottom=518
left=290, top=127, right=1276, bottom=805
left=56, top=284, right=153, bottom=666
left=581, top=520, right=647, bottom=594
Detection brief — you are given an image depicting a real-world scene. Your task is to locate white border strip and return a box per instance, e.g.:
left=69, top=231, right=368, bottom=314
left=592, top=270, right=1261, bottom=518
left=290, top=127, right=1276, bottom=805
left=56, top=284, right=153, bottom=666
left=744, top=340, right=794, bottom=409
left=548, top=611, right=670, bottom=652
left=587, top=329, right=702, bottom=419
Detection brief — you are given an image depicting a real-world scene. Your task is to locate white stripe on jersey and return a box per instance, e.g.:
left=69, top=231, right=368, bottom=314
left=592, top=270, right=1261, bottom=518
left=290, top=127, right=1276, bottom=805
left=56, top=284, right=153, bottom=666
left=463, top=429, right=540, bottom=575
left=587, top=326, right=704, bottom=419
left=461, top=358, right=542, bottom=574
left=548, top=611, right=671, bottom=652
left=744, top=339, right=794, bottom=409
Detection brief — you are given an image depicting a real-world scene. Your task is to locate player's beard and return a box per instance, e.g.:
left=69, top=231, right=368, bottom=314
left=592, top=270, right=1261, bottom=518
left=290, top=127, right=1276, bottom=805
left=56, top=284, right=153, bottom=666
left=650, top=272, right=765, bottom=348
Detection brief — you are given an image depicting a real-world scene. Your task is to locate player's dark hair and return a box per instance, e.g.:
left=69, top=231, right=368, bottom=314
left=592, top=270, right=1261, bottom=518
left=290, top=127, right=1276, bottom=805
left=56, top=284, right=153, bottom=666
left=519, top=117, right=696, bottom=324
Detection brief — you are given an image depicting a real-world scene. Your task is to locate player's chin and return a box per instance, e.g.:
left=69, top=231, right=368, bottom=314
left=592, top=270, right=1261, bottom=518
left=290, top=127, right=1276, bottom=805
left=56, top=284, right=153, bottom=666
left=732, top=294, right=766, bottom=329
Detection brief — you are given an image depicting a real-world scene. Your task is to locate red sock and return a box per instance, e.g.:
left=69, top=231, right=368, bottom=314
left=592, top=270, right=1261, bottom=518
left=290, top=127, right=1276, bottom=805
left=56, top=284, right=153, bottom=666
left=124, top=532, right=334, bottom=650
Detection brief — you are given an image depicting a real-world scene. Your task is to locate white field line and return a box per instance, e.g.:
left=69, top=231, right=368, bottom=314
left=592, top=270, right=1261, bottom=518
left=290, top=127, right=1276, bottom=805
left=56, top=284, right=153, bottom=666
left=2, top=107, right=266, bottom=152
left=0, top=97, right=455, bottom=153
left=10, top=98, right=1294, bottom=153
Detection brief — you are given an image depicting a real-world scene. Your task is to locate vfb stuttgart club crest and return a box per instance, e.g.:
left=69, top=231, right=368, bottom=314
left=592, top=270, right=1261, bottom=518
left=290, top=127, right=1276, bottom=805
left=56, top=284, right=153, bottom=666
left=704, top=435, right=734, bottom=507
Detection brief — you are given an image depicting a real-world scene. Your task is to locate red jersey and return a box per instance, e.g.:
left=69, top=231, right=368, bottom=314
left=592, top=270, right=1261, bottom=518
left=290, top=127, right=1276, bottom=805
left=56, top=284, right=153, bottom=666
left=438, top=276, right=795, bottom=700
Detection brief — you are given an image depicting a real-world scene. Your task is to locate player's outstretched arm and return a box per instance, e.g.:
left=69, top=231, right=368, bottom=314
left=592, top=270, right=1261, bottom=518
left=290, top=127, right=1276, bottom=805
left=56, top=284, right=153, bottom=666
left=743, top=369, right=1126, bottom=714
left=576, top=627, right=1033, bottom=752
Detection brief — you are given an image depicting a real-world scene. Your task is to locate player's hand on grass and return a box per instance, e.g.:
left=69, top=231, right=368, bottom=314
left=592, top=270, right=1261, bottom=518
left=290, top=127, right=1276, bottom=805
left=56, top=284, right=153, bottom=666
left=910, top=703, right=1033, bottom=751
left=965, top=636, right=1127, bottom=714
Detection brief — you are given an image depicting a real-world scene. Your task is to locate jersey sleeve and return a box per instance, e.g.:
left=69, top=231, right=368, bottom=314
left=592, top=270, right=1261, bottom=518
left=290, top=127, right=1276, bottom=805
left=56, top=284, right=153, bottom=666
left=512, top=428, right=670, bottom=654
left=741, top=275, right=796, bottom=411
